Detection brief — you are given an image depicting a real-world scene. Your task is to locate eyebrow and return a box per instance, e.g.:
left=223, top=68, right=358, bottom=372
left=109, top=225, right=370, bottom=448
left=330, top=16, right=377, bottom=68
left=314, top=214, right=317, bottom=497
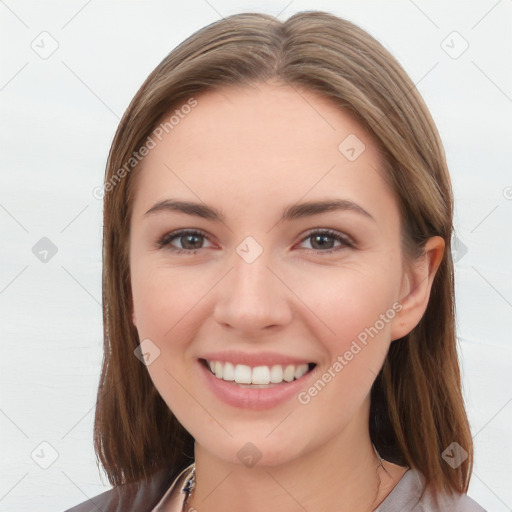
left=144, top=198, right=375, bottom=223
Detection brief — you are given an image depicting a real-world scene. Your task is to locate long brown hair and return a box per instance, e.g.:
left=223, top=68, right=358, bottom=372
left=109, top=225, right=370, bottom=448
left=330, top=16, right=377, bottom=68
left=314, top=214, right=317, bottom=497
left=94, top=10, right=473, bottom=499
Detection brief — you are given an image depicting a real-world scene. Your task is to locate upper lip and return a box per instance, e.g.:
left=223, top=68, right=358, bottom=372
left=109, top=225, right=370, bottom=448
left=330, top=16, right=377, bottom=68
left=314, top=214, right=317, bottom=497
left=199, top=350, right=315, bottom=367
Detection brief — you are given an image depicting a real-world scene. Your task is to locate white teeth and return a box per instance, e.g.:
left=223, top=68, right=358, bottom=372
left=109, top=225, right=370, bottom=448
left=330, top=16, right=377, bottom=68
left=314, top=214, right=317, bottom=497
left=252, top=366, right=270, bottom=385
left=214, top=361, right=223, bottom=379
left=206, top=360, right=312, bottom=385
left=270, top=365, right=283, bottom=383
left=234, top=364, right=252, bottom=384
left=223, top=361, right=235, bottom=381
left=295, top=364, right=308, bottom=379
left=283, top=365, right=295, bottom=382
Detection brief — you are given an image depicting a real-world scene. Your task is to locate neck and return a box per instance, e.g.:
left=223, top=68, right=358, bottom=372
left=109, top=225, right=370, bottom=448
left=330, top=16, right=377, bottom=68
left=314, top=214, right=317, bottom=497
left=187, top=423, right=406, bottom=512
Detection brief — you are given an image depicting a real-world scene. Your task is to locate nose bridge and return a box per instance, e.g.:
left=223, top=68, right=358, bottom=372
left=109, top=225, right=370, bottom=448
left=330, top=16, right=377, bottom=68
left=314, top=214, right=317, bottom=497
left=213, top=236, right=292, bottom=331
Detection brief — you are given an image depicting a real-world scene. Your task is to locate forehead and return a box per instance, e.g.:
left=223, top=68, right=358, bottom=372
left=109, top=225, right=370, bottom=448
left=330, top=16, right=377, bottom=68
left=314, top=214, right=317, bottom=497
left=131, top=83, right=396, bottom=223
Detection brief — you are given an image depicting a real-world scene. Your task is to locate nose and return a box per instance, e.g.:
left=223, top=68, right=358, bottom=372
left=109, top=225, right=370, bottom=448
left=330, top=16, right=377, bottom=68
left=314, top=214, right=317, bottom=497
left=213, top=248, right=293, bottom=335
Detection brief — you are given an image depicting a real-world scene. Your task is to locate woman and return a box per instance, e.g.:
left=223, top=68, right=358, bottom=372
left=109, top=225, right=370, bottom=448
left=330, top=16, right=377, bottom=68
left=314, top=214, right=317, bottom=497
left=65, top=10, right=487, bottom=512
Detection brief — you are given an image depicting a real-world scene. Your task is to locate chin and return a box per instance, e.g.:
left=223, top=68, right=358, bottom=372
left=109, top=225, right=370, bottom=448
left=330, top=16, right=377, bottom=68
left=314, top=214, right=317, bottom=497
left=192, top=424, right=316, bottom=469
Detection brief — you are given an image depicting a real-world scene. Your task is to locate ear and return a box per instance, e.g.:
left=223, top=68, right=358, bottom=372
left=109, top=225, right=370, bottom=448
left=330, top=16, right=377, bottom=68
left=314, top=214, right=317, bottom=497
left=390, top=236, right=445, bottom=341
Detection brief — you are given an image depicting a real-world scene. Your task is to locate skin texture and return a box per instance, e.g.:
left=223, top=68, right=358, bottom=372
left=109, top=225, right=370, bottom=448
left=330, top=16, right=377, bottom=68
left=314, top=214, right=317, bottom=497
left=129, top=82, right=444, bottom=512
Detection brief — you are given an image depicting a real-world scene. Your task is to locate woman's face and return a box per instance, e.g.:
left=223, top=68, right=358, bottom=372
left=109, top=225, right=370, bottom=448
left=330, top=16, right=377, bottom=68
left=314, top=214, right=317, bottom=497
left=129, top=82, right=412, bottom=467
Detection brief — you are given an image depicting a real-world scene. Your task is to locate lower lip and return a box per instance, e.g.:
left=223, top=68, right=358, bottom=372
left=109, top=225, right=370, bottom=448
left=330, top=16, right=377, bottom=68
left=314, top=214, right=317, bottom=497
left=197, top=360, right=315, bottom=411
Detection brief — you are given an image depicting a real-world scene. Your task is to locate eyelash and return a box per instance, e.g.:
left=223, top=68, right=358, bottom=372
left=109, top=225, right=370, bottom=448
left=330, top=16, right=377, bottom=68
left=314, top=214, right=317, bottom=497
left=156, top=228, right=354, bottom=255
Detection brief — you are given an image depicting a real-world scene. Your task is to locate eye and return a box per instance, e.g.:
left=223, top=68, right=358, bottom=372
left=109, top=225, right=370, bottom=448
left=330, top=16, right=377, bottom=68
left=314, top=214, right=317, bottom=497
left=156, top=228, right=354, bottom=255
left=298, top=229, right=354, bottom=253
left=156, top=229, right=212, bottom=254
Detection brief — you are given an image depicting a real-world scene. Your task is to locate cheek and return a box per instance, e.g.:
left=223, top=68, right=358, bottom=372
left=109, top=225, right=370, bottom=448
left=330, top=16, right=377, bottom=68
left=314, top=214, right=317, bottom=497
left=294, top=263, right=400, bottom=349
left=130, top=260, right=201, bottom=424
left=293, top=272, right=398, bottom=428
left=130, top=259, right=209, bottom=341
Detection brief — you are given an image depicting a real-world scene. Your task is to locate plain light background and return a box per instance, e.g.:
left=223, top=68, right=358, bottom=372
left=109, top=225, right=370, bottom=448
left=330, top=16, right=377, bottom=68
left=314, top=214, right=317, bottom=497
left=1, top=1, right=511, bottom=511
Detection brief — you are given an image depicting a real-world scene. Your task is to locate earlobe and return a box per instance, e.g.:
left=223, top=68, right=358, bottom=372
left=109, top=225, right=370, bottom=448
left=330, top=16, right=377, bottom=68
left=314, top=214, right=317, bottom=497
left=390, top=236, right=445, bottom=341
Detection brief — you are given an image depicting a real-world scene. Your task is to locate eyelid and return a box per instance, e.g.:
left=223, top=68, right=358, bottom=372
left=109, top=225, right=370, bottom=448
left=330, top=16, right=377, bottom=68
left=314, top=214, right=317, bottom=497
left=299, top=227, right=356, bottom=254
left=156, top=227, right=355, bottom=254
left=156, top=229, right=212, bottom=251
left=299, top=227, right=355, bottom=247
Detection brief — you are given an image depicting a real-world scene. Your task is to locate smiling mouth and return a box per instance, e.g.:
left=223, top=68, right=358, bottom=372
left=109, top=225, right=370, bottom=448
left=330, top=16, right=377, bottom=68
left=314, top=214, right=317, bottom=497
left=200, top=358, right=317, bottom=388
